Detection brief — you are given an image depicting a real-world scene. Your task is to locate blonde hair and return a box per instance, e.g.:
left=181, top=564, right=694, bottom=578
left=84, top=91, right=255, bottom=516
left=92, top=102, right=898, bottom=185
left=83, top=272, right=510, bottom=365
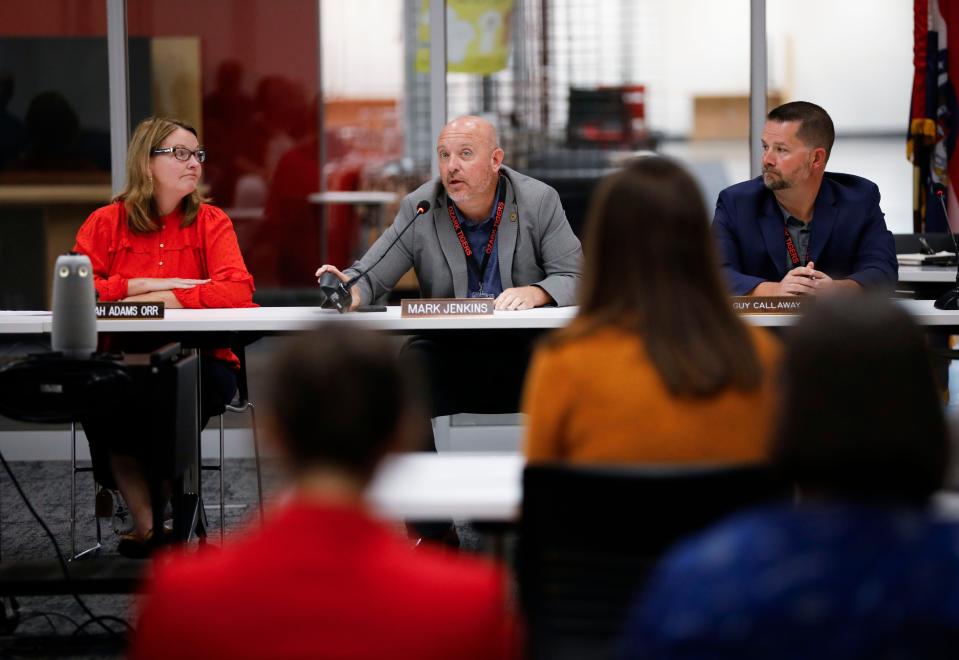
left=113, top=116, right=205, bottom=233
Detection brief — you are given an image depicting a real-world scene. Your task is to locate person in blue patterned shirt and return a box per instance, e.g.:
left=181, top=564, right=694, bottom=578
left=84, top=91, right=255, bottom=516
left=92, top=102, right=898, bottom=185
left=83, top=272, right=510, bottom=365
left=620, top=296, right=959, bottom=660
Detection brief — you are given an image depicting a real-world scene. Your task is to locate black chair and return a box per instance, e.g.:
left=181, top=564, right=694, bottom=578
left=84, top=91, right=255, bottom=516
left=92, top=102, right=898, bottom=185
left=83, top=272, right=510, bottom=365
left=517, top=462, right=787, bottom=660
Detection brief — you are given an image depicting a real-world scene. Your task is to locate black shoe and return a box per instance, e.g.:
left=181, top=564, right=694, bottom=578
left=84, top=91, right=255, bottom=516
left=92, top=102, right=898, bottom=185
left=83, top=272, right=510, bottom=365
left=117, top=529, right=160, bottom=559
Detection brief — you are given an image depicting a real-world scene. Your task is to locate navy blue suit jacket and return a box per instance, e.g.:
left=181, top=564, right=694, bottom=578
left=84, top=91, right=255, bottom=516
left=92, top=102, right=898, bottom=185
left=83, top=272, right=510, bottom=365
left=712, top=173, right=897, bottom=295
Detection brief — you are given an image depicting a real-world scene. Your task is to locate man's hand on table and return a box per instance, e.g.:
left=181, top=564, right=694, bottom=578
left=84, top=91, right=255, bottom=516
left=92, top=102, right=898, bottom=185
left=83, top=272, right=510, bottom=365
left=315, top=265, right=362, bottom=311
left=494, top=286, right=550, bottom=311
left=752, top=262, right=861, bottom=296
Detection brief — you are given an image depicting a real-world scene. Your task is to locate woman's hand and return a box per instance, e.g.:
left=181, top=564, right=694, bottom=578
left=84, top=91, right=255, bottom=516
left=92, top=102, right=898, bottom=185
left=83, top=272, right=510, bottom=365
left=127, top=277, right=209, bottom=296
left=122, top=290, right=183, bottom=308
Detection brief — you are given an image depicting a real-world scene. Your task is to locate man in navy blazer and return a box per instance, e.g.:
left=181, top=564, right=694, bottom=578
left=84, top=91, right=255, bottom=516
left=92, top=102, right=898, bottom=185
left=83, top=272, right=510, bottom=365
left=712, top=101, right=897, bottom=296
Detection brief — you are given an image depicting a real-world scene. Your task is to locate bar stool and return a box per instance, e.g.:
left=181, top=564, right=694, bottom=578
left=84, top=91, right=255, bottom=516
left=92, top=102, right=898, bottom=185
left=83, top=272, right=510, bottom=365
left=204, top=345, right=264, bottom=545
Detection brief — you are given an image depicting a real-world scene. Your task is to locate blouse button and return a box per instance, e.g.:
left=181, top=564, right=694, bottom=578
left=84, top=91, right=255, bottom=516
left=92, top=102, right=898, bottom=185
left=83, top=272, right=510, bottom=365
left=159, top=243, right=164, bottom=248
left=159, top=261, right=164, bottom=266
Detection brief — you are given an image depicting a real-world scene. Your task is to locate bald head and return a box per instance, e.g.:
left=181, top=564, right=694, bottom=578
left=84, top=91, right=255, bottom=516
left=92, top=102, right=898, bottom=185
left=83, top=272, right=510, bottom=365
left=439, top=115, right=499, bottom=151
left=436, top=115, right=505, bottom=221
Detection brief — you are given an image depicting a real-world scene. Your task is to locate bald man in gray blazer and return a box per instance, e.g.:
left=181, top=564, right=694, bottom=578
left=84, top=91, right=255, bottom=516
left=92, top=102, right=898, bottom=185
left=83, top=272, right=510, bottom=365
left=317, top=116, right=582, bottom=310
left=317, top=116, right=581, bottom=544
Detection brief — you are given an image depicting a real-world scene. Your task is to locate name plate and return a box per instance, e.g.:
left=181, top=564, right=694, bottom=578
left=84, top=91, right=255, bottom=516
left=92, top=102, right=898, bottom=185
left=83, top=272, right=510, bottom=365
left=95, top=302, right=165, bottom=319
left=732, top=296, right=809, bottom=314
left=401, top=298, right=494, bottom=318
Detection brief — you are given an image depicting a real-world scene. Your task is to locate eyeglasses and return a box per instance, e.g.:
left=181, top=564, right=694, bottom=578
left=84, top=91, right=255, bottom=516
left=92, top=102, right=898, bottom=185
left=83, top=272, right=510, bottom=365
left=150, top=146, right=207, bottom=163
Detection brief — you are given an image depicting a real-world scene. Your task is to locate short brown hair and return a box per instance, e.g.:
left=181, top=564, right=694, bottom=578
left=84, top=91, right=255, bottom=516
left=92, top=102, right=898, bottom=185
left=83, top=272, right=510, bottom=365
left=772, top=296, right=948, bottom=503
left=265, top=326, right=423, bottom=477
left=114, top=116, right=205, bottom=233
left=559, top=156, right=764, bottom=397
left=767, top=101, right=835, bottom=159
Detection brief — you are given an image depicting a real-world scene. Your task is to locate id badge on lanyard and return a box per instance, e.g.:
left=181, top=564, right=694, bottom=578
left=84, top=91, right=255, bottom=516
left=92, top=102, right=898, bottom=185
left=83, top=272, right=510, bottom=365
left=784, top=225, right=809, bottom=269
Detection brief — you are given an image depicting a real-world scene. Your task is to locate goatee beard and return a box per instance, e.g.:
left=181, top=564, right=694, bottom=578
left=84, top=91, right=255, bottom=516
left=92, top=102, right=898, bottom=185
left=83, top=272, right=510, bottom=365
left=763, top=172, right=788, bottom=191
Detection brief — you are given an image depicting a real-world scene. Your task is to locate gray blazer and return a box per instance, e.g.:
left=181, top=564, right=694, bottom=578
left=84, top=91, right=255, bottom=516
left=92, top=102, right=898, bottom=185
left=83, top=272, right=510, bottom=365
left=344, top=166, right=583, bottom=306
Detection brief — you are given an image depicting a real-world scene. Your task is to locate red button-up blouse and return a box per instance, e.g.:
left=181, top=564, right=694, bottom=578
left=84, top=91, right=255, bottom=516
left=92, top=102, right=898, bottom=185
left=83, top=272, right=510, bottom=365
left=73, top=201, right=256, bottom=368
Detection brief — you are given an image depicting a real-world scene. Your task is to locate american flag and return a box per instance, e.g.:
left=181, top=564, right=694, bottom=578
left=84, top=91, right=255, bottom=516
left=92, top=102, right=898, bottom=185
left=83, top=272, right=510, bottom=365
left=909, top=0, right=959, bottom=232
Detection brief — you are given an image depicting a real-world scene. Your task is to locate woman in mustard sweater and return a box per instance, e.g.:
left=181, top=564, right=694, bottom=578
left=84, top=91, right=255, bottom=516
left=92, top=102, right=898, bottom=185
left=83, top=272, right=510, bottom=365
left=523, top=157, right=781, bottom=464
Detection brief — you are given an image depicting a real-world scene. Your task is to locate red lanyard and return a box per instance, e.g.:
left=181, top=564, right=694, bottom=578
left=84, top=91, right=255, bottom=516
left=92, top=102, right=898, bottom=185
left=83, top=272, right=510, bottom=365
left=447, top=180, right=506, bottom=283
left=784, top=225, right=809, bottom=268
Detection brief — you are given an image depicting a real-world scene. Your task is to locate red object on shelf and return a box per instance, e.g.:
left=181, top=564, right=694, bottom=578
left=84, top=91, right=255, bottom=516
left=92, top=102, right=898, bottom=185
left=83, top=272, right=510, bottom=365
left=621, top=84, right=648, bottom=137
left=568, top=84, right=652, bottom=148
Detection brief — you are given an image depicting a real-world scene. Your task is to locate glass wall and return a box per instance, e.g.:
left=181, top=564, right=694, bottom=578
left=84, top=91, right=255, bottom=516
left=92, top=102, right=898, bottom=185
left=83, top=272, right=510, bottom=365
left=127, top=0, right=322, bottom=295
left=767, top=0, right=913, bottom=233
left=0, top=0, right=111, bottom=309
left=0, top=0, right=916, bottom=310
left=320, top=0, right=408, bottom=294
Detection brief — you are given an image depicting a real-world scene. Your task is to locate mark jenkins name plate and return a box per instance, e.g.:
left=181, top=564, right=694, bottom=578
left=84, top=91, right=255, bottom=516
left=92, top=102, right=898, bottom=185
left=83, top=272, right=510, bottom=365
left=401, top=298, right=494, bottom=318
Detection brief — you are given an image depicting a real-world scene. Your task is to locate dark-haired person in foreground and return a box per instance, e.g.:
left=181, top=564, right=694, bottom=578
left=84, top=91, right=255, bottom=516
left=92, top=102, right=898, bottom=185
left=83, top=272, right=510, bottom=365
left=131, top=327, right=519, bottom=659
left=621, top=296, right=959, bottom=659
left=524, top=157, right=780, bottom=463
left=713, top=101, right=897, bottom=296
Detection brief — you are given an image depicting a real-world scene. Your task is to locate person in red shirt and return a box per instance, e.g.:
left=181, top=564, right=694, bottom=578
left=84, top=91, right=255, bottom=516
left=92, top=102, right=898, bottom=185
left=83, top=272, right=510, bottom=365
left=130, top=326, right=520, bottom=660
left=73, top=116, right=255, bottom=557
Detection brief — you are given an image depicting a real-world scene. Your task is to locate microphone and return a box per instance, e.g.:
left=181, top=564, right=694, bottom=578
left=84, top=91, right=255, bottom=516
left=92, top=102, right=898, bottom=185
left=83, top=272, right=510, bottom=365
left=318, top=199, right=431, bottom=313
left=933, top=183, right=959, bottom=309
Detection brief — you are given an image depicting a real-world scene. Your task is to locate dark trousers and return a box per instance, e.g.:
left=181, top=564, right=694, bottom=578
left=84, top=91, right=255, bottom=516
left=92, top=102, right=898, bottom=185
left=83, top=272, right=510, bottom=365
left=401, top=331, right=537, bottom=448
left=80, top=359, right=236, bottom=489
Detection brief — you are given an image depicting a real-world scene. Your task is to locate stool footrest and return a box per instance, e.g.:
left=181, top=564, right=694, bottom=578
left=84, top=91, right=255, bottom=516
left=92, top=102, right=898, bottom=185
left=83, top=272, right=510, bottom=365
left=0, top=559, right=147, bottom=596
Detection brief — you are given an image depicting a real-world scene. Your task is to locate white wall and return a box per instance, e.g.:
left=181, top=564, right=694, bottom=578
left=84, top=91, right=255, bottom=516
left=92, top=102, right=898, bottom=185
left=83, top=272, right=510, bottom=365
left=767, top=0, right=913, bottom=136
left=321, top=0, right=404, bottom=99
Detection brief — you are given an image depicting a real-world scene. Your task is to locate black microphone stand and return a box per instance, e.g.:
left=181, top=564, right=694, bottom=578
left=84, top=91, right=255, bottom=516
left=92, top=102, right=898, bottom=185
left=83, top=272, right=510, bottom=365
left=934, top=185, right=959, bottom=310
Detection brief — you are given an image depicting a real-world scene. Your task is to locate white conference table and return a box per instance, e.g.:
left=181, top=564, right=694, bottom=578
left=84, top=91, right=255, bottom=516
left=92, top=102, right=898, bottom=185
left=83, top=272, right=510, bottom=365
left=898, top=265, right=957, bottom=283
left=5, top=299, right=959, bottom=335
left=363, top=452, right=959, bottom=524
left=0, top=306, right=577, bottom=335
left=367, top=452, right=523, bottom=522
left=0, top=313, right=48, bottom=334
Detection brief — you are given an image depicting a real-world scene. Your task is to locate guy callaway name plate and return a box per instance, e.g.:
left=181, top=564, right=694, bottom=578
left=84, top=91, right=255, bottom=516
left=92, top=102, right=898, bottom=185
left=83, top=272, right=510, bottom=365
left=401, top=298, right=494, bottom=318
left=731, top=296, right=809, bottom=314
left=95, top=302, right=165, bottom=319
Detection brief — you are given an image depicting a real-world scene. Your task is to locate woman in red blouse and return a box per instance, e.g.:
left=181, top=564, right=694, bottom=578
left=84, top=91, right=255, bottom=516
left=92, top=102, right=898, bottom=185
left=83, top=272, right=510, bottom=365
left=73, top=116, right=255, bottom=557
